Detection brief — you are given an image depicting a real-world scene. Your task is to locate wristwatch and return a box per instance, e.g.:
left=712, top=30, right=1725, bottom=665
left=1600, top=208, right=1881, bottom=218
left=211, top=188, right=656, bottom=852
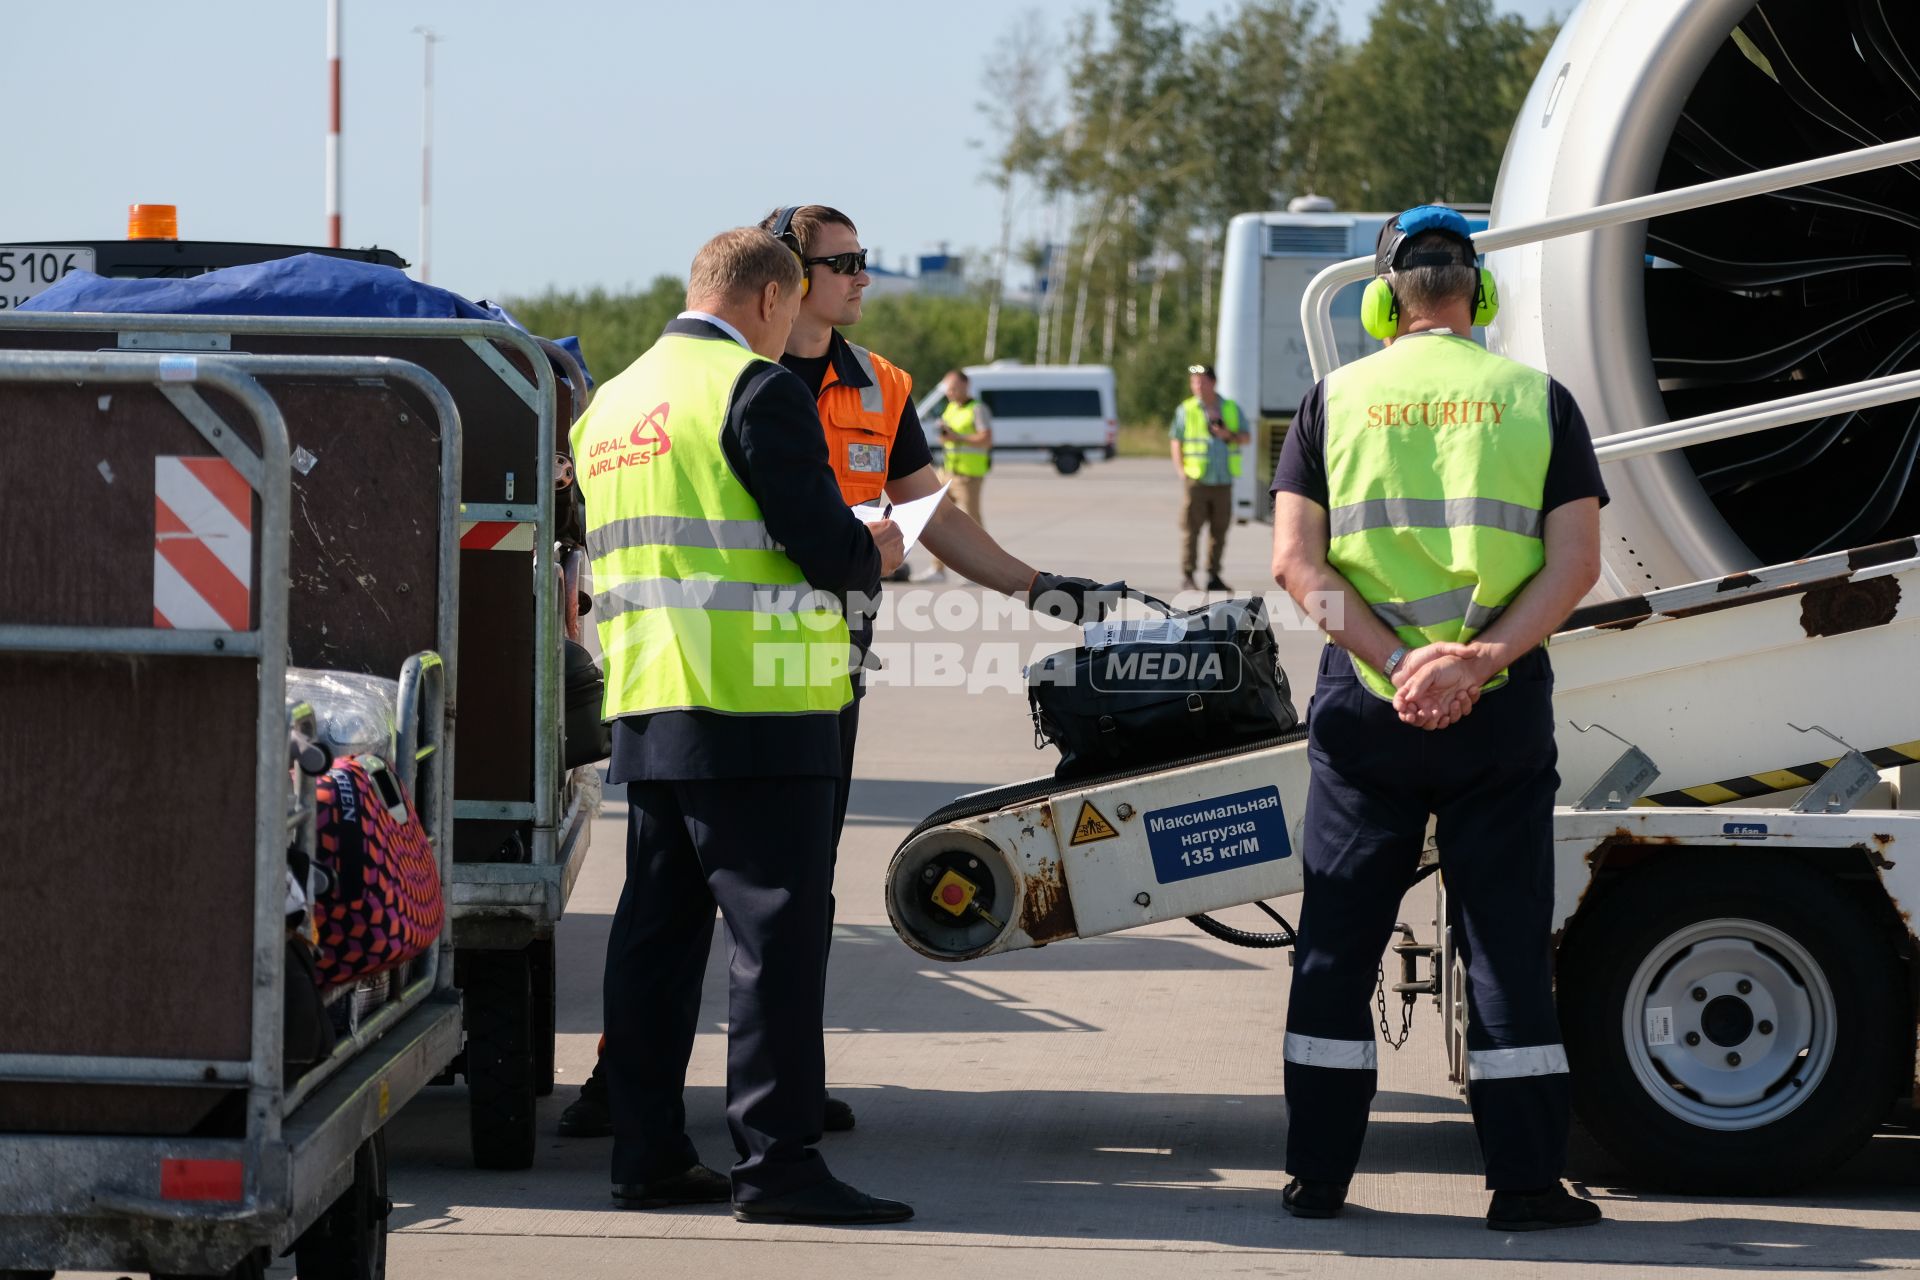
left=1382, top=645, right=1410, bottom=680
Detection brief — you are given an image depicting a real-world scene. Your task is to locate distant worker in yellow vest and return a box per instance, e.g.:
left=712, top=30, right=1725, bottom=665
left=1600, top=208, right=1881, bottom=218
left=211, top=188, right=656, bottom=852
left=925, top=369, right=993, bottom=581
left=1170, top=362, right=1248, bottom=593
left=1269, top=206, right=1606, bottom=1230
left=573, top=226, right=910, bottom=1225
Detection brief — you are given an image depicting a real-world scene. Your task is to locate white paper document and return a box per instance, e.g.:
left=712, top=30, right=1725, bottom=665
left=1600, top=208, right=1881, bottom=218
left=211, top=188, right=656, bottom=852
left=1082, top=613, right=1190, bottom=648
left=851, top=482, right=947, bottom=554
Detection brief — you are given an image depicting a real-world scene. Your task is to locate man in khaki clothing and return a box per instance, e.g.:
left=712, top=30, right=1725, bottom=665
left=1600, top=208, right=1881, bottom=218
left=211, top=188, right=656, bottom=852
left=1170, top=362, right=1248, bottom=592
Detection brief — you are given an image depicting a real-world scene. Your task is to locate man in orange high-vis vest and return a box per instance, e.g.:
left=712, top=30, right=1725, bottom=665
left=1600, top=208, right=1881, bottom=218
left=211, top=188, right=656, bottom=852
left=758, top=204, right=1102, bottom=1132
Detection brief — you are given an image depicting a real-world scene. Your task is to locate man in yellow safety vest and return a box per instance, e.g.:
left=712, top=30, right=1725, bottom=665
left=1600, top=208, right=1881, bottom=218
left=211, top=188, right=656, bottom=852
left=1170, top=362, right=1248, bottom=593
left=924, top=368, right=992, bottom=581
left=1269, top=206, right=1606, bottom=1231
left=574, top=226, right=911, bottom=1225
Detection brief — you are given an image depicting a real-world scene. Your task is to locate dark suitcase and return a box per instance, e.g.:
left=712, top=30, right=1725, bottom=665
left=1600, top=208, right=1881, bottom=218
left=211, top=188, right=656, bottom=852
left=1029, top=593, right=1298, bottom=779
left=563, top=638, right=613, bottom=769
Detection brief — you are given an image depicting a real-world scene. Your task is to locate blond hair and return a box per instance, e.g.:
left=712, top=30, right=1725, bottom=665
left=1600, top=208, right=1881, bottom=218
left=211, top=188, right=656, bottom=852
left=686, top=227, right=803, bottom=309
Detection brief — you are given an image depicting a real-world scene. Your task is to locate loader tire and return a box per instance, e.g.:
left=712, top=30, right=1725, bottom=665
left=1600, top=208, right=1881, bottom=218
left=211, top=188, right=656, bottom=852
left=1557, top=852, right=1903, bottom=1193
left=462, top=947, right=537, bottom=1170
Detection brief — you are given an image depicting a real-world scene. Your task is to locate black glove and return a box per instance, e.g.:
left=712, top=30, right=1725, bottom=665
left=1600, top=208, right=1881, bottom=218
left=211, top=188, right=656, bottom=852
left=1028, top=573, right=1114, bottom=625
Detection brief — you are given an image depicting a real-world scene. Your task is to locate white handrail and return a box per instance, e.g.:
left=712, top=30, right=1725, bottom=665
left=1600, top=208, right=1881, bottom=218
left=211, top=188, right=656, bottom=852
left=1593, top=369, right=1920, bottom=463
left=1300, top=133, right=1920, bottom=380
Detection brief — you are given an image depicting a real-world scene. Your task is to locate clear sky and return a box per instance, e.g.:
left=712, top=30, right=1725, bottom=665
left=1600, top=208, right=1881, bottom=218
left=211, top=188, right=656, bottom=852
left=0, top=0, right=1567, bottom=303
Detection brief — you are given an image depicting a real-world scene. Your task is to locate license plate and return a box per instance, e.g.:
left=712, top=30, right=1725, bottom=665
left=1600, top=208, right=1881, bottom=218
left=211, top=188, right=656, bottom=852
left=0, top=245, right=95, bottom=310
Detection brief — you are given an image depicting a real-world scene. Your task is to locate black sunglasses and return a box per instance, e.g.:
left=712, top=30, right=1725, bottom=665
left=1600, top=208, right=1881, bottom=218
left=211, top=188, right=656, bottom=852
left=803, top=249, right=868, bottom=277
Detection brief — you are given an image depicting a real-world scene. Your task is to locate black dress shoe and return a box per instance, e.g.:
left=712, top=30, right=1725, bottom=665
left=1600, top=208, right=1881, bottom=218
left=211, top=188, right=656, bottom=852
left=733, top=1177, right=913, bottom=1225
left=823, top=1094, right=856, bottom=1133
left=1281, top=1177, right=1348, bottom=1218
left=1205, top=574, right=1231, bottom=592
left=1486, top=1183, right=1602, bottom=1232
left=557, top=1066, right=611, bottom=1137
left=612, top=1163, right=731, bottom=1209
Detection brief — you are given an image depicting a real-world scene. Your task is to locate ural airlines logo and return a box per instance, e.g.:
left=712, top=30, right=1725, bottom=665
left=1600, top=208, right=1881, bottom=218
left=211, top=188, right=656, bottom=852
left=587, top=401, right=673, bottom=478
left=630, top=402, right=672, bottom=458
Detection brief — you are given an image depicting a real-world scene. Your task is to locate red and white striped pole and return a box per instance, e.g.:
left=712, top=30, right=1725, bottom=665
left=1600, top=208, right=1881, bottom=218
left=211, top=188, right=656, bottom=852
left=415, top=27, right=437, bottom=282
left=326, top=0, right=342, bottom=247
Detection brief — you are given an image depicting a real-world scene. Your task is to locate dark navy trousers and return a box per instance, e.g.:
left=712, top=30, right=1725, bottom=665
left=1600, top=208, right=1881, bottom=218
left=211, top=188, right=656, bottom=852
left=604, top=776, right=836, bottom=1200
left=1284, top=644, right=1570, bottom=1191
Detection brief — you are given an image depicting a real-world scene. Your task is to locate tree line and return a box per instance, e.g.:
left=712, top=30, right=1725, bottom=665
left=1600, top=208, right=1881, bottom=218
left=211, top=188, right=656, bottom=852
left=510, top=0, right=1560, bottom=431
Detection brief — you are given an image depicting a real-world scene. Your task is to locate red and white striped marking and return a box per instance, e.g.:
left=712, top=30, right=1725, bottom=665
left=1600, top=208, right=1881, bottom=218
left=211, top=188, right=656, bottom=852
left=459, top=520, right=537, bottom=552
left=153, top=456, right=252, bottom=631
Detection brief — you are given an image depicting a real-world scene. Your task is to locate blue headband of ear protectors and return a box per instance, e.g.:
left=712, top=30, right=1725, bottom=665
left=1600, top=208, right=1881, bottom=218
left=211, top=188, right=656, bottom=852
left=1362, top=205, right=1498, bottom=340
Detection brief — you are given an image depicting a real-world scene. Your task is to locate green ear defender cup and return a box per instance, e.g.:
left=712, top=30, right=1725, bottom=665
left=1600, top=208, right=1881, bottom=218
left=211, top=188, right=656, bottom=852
left=1474, top=267, right=1499, bottom=327
left=1363, top=267, right=1498, bottom=339
left=1362, top=277, right=1399, bottom=340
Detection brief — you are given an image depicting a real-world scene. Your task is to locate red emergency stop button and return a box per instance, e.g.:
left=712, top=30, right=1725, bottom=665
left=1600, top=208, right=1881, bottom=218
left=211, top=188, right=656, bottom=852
left=930, top=869, right=978, bottom=917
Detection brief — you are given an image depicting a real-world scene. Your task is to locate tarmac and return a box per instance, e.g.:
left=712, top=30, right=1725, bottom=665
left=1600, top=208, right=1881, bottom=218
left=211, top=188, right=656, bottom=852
left=365, top=460, right=1915, bottom=1276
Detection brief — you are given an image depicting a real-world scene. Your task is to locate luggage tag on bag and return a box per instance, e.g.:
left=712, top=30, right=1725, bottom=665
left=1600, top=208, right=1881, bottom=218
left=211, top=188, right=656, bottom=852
left=359, top=756, right=412, bottom=825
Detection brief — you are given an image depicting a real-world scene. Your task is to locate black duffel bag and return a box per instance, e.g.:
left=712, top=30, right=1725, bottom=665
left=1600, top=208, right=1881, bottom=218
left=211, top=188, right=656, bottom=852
left=1028, top=592, right=1298, bottom=779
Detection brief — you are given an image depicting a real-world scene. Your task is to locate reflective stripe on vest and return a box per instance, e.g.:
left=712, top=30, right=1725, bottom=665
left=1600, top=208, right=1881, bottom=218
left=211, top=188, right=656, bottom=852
left=1179, top=396, right=1244, bottom=480
left=942, top=399, right=990, bottom=477
left=820, top=339, right=910, bottom=504
left=1322, top=333, right=1550, bottom=698
left=570, top=331, right=852, bottom=719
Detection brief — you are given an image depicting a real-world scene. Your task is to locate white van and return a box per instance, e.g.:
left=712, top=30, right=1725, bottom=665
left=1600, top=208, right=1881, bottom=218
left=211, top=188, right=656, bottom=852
left=915, top=362, right=1117, bottom=475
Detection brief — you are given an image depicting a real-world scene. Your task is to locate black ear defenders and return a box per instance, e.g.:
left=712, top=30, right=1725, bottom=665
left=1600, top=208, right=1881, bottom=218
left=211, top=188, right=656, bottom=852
left=770, top=205, right=808, bottom=297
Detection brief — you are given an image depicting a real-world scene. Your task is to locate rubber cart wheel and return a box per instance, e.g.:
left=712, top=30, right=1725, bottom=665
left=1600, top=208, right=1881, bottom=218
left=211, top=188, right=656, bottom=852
left=530, top=936, right=558, bottom=1098
left=462, top=946, right=537, bottom=1170
left=293, top=1129, right=389, bottom=1280
left=1557, top=851, right=1904, bottom=1193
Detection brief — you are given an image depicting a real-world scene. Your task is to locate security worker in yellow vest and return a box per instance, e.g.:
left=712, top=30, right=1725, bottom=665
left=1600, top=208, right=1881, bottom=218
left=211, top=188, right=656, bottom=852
left=1269, top=207, right=1607, bottom=1230
left=927, top=369, right=992, bottom=580
left=1170, top=363, right=1247, bottom=593
left=573, top=227, right=911, bottom=1224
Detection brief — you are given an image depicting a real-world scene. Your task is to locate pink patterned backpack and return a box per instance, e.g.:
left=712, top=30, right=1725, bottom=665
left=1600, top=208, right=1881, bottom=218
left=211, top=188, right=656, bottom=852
left=311, top=756, right=443, bottom=987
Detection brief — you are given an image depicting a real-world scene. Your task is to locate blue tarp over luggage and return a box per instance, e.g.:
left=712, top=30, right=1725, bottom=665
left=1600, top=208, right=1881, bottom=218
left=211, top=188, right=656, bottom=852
left=23, top=251, right=591, bottom=382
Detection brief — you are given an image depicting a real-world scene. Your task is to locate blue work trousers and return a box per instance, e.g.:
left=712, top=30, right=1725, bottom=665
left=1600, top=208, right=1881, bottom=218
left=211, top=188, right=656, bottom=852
left=1283, top=644, right=1570, bottom=1191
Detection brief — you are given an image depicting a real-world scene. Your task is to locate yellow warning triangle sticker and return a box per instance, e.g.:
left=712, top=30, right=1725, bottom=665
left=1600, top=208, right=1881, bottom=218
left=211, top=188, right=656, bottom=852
left=1069, top=800, right=1120, bottom=846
